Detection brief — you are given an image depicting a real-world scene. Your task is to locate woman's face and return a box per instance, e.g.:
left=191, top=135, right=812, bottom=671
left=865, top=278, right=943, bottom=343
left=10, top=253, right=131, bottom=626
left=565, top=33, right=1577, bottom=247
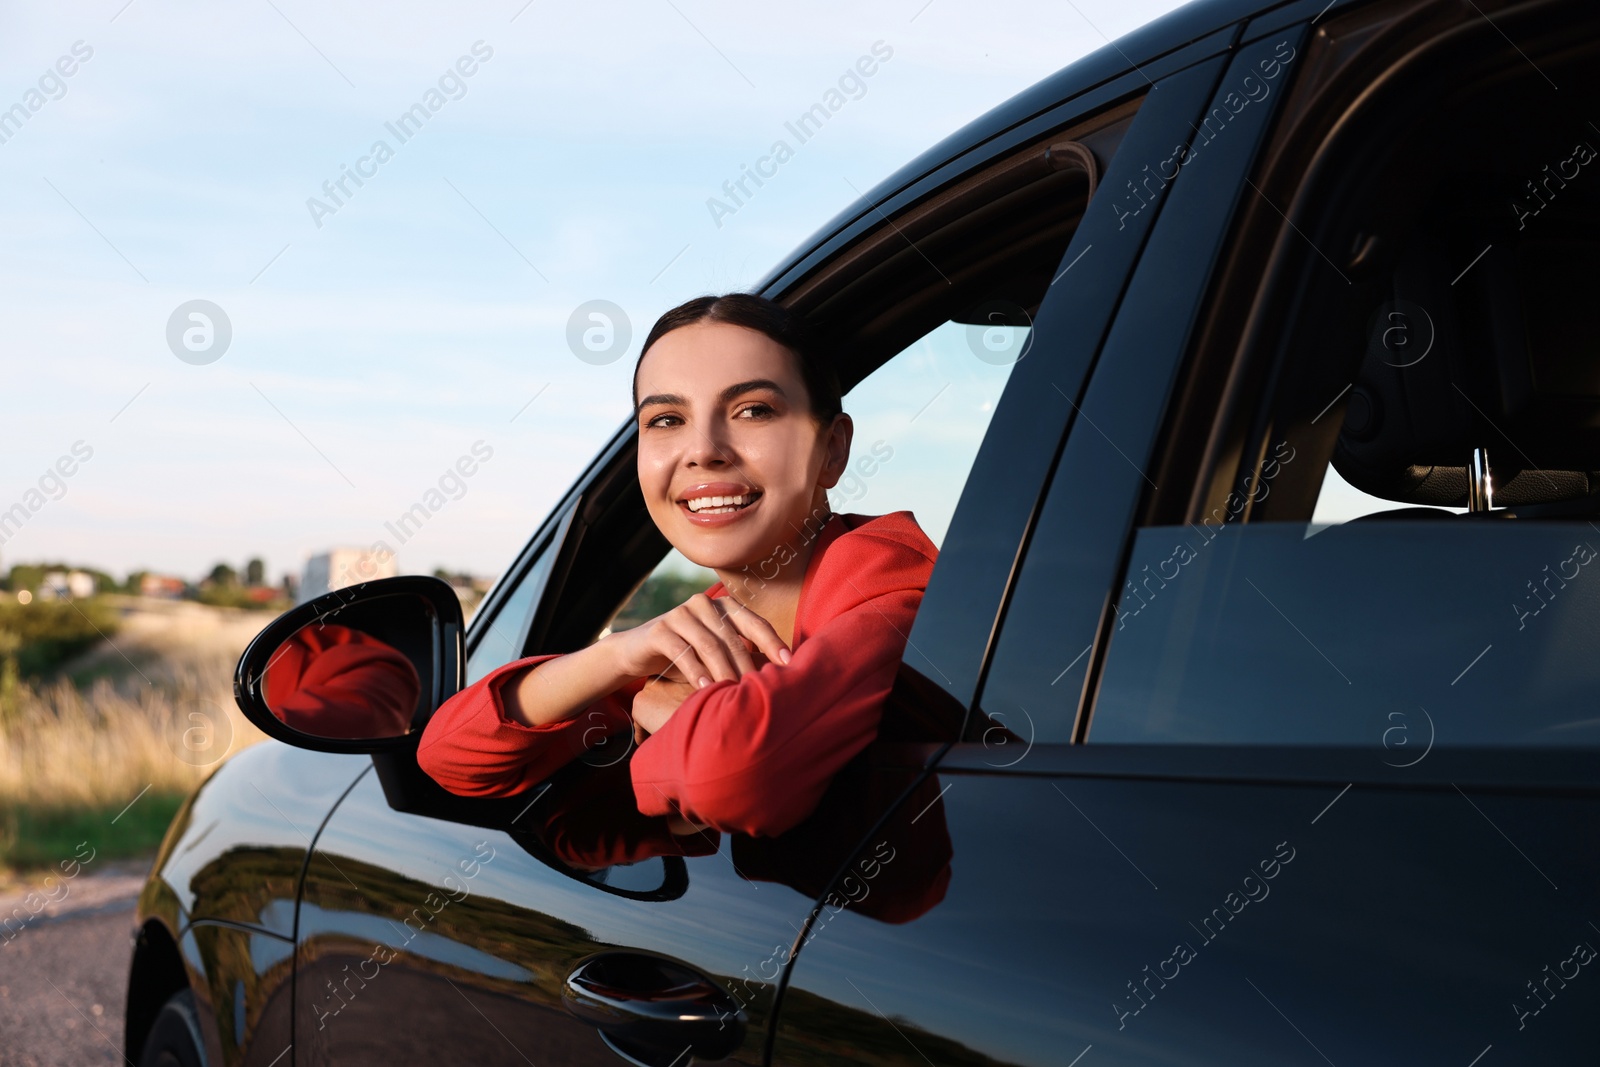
left=634, top=321, right=850, bottom=573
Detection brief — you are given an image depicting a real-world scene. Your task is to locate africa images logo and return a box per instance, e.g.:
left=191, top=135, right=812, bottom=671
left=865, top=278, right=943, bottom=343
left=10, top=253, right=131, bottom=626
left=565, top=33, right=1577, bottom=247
left=166, top=300, right=232, bottom=365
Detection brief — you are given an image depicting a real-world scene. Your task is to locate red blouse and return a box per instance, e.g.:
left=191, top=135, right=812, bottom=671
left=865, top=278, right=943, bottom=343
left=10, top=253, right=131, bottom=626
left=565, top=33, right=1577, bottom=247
left=416, top=510, right=938, bottom=837
left=265, top=623, right=421, bottom=738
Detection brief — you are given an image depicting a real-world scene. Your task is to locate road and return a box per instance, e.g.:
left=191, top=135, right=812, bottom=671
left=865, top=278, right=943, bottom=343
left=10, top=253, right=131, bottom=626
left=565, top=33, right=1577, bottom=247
left=0, top=858, right=150, bottom=1066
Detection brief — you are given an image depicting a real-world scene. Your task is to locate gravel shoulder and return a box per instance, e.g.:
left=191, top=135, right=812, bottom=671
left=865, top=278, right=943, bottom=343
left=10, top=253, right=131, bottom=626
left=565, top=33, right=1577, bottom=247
left=0, top=856, right=153, bottom=1066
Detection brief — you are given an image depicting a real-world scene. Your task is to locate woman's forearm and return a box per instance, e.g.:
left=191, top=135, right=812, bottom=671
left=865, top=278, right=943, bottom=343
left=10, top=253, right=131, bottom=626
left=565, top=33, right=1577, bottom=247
left=498, top=635, right=635, bottom=727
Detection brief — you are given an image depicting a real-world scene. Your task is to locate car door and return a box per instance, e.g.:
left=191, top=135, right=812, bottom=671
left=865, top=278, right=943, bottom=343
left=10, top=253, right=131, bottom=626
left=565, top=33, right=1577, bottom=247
left=768, top=3, right=1600, bottom=1066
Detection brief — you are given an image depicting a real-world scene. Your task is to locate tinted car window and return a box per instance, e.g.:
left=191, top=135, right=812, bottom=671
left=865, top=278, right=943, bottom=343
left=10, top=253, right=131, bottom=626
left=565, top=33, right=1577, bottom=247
left=1090, top=519, right=1600, bottom=745
left=1085, top=27, right=1600, bottom=749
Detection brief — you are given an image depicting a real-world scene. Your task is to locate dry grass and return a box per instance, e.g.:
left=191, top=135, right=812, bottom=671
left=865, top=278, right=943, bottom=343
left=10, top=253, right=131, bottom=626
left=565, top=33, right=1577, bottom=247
left=0, top=667, right=266, bottom=810
left=0, top=597, right=273, bottom=873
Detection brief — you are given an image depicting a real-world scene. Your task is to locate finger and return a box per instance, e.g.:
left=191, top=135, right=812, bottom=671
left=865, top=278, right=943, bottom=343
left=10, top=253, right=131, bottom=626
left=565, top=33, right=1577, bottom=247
left=668, top=605, right=743, bottom=683
left=658, top=661, right=709, bottom=687
left=657, top=632, right=713, bottom=690
left=712, top=590, right=791, bottom=665
left=684, top=596, right=759, bottom=677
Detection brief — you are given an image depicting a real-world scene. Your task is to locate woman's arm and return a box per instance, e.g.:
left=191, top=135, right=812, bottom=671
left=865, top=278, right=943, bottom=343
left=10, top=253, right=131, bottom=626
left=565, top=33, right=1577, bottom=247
left=417, top=650, right=651, bottom=796
left=495, top=587, right=793, bottom=728
left=418, top=588, right=791, bottom=797
left=494, top=638, right=637, bottom=727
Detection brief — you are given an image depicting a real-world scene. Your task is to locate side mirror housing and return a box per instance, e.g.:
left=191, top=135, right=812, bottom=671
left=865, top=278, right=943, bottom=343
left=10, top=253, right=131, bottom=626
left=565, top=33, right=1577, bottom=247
left=233, top=576, right=464, bottom=754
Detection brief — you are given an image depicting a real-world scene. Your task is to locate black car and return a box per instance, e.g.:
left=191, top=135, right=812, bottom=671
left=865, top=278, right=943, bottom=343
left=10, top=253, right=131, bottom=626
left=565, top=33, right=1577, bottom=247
left=127, top=0, right=1600, bottom=1063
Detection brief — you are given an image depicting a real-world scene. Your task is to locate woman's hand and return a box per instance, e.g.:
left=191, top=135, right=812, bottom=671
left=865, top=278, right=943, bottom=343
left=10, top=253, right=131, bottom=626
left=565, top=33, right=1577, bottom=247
left=604, top=589, right=791, bottom=689
left=630, top=675, right=699, bottom=737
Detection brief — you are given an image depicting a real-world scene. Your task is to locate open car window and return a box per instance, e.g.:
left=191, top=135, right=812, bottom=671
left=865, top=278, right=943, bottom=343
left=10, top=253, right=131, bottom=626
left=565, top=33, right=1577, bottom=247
left=598, top=316, right=1023, bottom=636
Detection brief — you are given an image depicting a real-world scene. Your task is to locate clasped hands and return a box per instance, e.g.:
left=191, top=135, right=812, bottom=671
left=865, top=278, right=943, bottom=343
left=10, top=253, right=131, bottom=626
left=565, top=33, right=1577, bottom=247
left=610, top=589, right=792, bottom=740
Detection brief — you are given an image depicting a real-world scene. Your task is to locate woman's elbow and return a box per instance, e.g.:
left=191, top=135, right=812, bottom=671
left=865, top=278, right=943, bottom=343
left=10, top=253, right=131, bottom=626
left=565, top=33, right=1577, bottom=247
left=415, top=736, right=470, bottom=794
left=417, top=732, right=509, bottom=797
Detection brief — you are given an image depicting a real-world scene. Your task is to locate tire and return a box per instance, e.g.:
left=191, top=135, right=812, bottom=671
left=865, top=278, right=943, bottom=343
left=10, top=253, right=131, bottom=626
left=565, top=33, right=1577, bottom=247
left=137, top=988, right=207, bottom=1067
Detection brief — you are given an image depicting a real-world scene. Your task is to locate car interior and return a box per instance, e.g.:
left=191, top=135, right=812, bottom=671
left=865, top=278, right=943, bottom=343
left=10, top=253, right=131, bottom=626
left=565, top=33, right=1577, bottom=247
left=1330, top=192, right=1600, bottom=521
left=1173, top=9, right=1600, bottom=530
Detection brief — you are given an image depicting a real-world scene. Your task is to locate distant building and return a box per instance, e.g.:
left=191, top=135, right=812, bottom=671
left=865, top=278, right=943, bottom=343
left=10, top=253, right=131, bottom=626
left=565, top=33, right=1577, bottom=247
left=140, top=574, right=188, bottom=599
left=37, top=570, right=95, bottom=599
left=299, top=547, right=398, bottom=604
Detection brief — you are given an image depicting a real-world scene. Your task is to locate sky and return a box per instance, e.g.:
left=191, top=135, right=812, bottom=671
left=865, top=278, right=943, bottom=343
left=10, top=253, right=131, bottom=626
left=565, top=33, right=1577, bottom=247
left=0, top=0, right=1205, bottom=587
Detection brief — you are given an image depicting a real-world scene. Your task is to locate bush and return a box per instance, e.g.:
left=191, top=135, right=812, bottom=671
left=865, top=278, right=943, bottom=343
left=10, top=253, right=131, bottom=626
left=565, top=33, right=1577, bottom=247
left=0, top=597, right=122, bottom=678
left=608, top=571, right=718, bottom=631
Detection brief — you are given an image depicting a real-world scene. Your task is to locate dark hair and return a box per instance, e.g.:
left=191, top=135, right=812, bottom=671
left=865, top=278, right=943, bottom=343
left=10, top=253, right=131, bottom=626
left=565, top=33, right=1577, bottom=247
left=632, top=293, right=843, bottom=426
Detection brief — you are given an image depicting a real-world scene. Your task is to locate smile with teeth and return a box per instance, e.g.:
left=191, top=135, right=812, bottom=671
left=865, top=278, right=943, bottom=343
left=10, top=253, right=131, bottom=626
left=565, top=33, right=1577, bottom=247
left=685, top=493, right=759, bottom=514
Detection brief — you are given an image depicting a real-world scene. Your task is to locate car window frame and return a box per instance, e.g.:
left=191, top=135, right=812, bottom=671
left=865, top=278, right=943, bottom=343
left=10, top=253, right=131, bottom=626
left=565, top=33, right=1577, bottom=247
left=889, top=34, right=1238, bottom=720
left=960, top=25, right=1313, bottom=756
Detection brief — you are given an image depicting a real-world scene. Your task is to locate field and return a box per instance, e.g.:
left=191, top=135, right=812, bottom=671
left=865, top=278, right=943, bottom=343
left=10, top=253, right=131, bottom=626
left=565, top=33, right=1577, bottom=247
left=0, top=596, right=271, bottom=883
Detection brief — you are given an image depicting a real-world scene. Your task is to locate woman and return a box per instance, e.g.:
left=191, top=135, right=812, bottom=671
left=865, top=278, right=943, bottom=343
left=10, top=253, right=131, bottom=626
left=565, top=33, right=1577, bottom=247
left=417, top=293, right=937, bottom=838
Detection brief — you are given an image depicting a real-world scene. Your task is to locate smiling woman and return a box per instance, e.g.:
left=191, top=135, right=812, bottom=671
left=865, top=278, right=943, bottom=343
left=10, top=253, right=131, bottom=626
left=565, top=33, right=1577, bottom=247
left=416, top=293, right=938, bottom=837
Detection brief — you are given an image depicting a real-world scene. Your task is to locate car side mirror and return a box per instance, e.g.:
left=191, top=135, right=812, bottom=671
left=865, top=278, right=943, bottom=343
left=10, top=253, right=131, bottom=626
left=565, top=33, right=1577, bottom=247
left=233, top=575, right=464, bottom=753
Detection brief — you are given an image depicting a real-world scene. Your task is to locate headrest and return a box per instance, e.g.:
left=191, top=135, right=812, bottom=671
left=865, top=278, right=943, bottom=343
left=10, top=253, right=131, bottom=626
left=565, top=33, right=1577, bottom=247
left=1333, top=176, right=1600, bottom=508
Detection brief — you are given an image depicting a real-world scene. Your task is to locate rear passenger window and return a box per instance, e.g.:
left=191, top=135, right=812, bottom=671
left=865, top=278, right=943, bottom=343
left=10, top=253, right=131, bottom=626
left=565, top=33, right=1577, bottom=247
left=1087, top=38, right=1600, bottom=748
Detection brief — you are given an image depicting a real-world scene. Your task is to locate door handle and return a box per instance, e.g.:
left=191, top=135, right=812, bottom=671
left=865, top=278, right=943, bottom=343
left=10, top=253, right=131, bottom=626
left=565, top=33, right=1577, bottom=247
left=563, top=951, right=746, bottom=1065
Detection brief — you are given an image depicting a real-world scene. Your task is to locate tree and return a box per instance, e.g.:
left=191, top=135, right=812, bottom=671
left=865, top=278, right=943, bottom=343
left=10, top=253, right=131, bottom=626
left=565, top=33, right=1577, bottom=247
left=245, top=558, right=265, bottom=586
left=207, top=563, right=238, bottom=588
left=8, top=565, right=44, bottom=594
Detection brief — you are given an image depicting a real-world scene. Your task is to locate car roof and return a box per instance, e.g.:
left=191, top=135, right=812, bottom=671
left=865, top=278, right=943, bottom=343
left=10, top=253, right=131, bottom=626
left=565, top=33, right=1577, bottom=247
left=755, top=0, right=1306, bottom=295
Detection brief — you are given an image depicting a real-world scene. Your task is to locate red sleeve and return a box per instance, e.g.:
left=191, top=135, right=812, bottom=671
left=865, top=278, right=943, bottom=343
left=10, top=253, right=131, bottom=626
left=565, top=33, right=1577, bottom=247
left=628, top=579, right=924, bottom=838
left=416, top=654, right=643, bottom=797
left=265, top=624, right=421, bottom=738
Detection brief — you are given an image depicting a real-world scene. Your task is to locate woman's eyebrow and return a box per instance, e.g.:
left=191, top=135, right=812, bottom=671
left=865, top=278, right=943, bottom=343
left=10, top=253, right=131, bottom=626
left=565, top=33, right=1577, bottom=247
left=636, top=378, right=788, bottom=416
left=718, top=378, right=788, bottom=404
left=636, top=390, right=681, bottom=412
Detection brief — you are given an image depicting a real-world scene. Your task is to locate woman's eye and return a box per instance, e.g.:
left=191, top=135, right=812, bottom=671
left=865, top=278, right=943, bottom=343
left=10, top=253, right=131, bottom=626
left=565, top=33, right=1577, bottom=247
left=645, top=413, right=681, bottom=429
left=736, top=403, right=774, bottom=420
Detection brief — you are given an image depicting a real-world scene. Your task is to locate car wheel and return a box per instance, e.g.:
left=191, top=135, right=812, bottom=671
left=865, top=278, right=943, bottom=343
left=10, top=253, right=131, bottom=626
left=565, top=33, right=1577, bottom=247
left=137, top=988, right=208, bottom=1067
